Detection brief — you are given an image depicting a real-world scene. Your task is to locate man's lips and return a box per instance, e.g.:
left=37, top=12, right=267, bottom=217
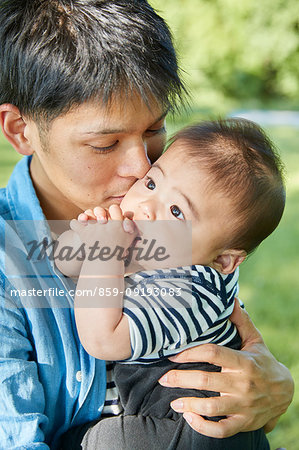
left=107, top=194, right=126, bottom=203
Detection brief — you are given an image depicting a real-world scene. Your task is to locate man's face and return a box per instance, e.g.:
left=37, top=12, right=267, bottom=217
left=26, top=95, right=166, bottom=219
left=121, top=144, right=234, bottom=266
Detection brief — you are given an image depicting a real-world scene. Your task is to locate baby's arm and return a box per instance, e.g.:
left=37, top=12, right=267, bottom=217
left=72, top=205, right=137, bottom=361
left=54, top=207, right=109, bottom=278
left=54, top=229, right=83, bottom=278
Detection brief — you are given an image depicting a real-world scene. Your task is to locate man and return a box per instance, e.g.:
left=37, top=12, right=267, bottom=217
left=0, top=0, right=294, bottom=448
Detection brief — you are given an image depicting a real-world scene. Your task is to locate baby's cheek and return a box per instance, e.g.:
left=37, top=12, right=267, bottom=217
left=120, top=195, right=134, bottom=215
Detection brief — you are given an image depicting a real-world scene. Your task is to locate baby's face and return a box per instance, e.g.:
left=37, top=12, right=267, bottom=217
left=120, top=143, right=234, bottom=266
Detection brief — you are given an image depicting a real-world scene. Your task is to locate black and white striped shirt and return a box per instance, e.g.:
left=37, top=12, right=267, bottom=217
left=122, top=265, right=239, bottom=363
left=101, top=361, right=123, bottom=417
left=102, top=265, right=239, bottom=415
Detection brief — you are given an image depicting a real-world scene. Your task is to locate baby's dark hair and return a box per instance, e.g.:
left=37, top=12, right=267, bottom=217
left=0, top=0, right=185, bottom=124
left=170, top=118, right=286, bottom=254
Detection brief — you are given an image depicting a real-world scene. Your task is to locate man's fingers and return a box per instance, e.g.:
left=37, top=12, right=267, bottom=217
left=159, top=369, right=239, bottom=394
left=170, top=395, right=239, bottom=417
left=230, top=300, right=263, bottom=346
left=168, top=343, right=243, bottom=370
left=182, top=412, right=242, bottom=439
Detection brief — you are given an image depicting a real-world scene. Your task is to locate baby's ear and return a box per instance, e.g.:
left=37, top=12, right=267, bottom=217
left=212, top=249, right=247, bottom=274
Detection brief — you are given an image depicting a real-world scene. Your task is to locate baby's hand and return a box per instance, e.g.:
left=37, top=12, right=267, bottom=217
left=71, top=204, right=137, bottom=252
left=77, top=205, right=135, bottom=234
left=78, top=206, right=109, bottom=224
left=108, top=204, right=136, bottom=235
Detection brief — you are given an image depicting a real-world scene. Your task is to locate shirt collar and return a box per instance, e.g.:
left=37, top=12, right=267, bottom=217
left=5, top=156, right=53, bottom=260
left=6, top=155, right=45, bottom=222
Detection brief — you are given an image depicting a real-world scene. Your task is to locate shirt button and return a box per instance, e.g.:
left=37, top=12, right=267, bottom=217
left=76, top=370, right=82, bottom=382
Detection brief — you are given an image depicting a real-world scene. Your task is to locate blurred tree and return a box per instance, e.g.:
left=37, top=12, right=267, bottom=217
left=151, top=0, right=299, bottom=106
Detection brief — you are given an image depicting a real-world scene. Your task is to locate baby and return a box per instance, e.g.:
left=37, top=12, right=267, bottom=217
left=59, top=118, right=285, bottom=449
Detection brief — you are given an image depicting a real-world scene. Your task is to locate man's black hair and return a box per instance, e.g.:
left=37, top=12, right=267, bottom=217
left=170, top=118, right=286, bottom=254
left=0, top=0, right=186, bottom=122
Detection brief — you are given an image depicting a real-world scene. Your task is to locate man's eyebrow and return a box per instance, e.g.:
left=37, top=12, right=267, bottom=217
left=81, top=111, right=168, bottom=136
left=149, top=110, right=168, bottom=127
left=83, top=128, right=125, bottom=136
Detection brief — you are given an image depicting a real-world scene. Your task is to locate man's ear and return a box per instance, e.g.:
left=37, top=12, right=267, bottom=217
left=212, top=249, right=247, bottom=274
left=0, top=104, right=34, bottom=156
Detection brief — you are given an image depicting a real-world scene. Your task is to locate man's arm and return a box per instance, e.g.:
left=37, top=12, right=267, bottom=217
left=159, top=300, right=294, bottom=438
left=0, top=289, right=49, bottom=448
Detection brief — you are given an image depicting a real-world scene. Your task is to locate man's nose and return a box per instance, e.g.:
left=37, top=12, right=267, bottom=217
left=118, top=141, right=151, bottom=179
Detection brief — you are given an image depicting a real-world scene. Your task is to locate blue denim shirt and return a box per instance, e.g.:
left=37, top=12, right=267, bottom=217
left=0, top=156, right=106, bottom=449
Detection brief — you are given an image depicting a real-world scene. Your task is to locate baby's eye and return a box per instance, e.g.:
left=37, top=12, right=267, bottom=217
left=170, top=205, right=184, bottom=220
left=145, top=178, right=156, bottom=190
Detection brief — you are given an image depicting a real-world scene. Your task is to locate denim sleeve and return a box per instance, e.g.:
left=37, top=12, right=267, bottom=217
left=0, top=283, right=49, bottom=449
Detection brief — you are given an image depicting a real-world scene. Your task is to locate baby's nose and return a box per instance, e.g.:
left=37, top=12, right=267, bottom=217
left=139, top=201, right=156, bottom=220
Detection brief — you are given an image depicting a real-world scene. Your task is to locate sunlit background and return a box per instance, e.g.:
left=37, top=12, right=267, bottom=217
left=1, top=1, right=298, bottom=447
left=151, top=2, right=299, bottom=448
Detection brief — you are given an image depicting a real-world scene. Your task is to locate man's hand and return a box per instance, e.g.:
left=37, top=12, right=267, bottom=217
left=158, top=300, right=294, bottom=438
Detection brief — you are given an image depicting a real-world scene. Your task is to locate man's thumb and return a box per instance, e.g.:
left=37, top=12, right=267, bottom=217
left=230, top=299, right=263, bottom=346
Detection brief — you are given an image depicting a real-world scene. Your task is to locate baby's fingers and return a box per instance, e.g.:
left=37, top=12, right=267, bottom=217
left=109, top=204, right=123, bottom=221
left=70, top=219, right=86, bottom=234
left=78, top=213, right=89, bottom=223
left=123, top=217, right=136, bottom=234
left=81, top=209, right=97, bottom=222
left=93, top=206, right=108, bottom=223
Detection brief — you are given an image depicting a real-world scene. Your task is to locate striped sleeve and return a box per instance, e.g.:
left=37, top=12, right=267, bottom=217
left=101, top=362, right=122, bottom=417
left=122, top=265, right=239, bottom=362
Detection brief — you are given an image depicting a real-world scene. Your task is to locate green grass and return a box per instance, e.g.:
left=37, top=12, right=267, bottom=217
left=240, top=126, right=299, bottom=449
left=0, top=131, right=22, bottom=187
left=1, top=119, right=299, bottom=448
